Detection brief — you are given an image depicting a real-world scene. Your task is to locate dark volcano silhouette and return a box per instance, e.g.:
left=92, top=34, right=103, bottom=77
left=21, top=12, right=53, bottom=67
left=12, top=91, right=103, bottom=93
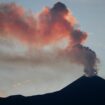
left=0, top=76, right=105, bottom=105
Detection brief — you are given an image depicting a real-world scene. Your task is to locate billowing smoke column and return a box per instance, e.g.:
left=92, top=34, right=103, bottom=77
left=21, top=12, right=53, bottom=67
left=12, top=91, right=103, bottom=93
left=0, top=2, right=98, bottom=77
left=67, top=44, right=98, bottom=77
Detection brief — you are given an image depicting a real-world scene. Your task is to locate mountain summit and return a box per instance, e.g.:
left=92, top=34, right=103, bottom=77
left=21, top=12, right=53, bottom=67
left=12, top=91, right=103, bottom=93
left=0, top=76, right=105, bottom=105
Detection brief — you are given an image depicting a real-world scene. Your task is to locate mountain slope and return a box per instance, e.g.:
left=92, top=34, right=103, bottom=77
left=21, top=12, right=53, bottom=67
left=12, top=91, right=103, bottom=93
left=0, top=76, right=105, bottom=105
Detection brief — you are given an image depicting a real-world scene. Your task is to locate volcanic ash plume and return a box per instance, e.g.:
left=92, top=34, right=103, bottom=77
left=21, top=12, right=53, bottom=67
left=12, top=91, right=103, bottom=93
left=67, top=44, right=98, bottom=77
left=0, top=2, right=99, bottom=77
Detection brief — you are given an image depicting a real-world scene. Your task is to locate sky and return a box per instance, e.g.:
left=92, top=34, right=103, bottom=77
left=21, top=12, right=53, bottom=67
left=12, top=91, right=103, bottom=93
left=0, top=0, right=105, bottom=97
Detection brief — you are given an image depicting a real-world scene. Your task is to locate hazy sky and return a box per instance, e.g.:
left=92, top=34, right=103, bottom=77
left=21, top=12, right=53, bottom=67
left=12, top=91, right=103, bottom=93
left=0, top=0, right=105, bottom=97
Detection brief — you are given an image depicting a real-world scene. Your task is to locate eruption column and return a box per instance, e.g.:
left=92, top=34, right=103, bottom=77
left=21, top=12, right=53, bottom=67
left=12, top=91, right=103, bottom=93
left=0, top=2, right=99, bottom=77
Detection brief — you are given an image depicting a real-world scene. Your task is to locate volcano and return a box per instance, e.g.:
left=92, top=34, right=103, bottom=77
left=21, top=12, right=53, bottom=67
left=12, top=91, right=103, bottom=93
left=0, top=75, right=105, bottom=105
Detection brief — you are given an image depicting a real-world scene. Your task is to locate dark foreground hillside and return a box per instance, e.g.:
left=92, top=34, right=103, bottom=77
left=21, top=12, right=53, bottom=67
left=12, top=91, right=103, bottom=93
left=0, top=76, right=105, bottom=105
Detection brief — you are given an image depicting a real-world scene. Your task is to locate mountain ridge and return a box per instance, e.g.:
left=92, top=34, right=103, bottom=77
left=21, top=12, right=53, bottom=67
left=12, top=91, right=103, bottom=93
left=0, top=75, right=105, bottom=105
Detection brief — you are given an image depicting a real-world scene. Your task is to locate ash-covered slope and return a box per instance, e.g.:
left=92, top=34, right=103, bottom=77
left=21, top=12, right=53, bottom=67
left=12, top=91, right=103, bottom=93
left=0, top=76, right=105, bottom=105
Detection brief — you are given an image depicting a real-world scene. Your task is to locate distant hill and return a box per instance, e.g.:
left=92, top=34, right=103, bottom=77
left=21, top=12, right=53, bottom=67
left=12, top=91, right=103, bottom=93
left=0, top=76, right=105, bottom=105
